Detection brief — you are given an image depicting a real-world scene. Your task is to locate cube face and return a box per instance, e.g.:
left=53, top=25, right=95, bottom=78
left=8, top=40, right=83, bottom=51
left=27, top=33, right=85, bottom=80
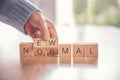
left=46, top=47, right=58, bottom=56
left=20, top=43, right=33, bottom=57
left=86, top=57, right=98, bottom=64
left=73, top=57, right=85, bottom=64
left=33, top=38, right=46, bottom=56
left=73, top=44, right=85, bottom=64
left=86, top=44, right=98, bottom=64
left=86, top=44, right=98, bottom=57
left=59, top=44, right=71, bottom=57
left=33, top=38, right=46, bottom=47
left=33, top=47, right=46, bottom=56
left=47, top=56, right=58, bottom=64
left=46, top=39, right=58, bottom=56
left=73, top=44, right=85, bottom=57
left=59, top=56, right=71, bottom=64
left=59, top=44, right=71, bottom=64
left=46, top=38, right=58, bottom=47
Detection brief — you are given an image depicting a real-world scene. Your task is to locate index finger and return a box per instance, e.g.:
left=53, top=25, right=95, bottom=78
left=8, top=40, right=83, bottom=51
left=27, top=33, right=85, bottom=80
left=45, top=19, right=58, bottom=40
left=37, top=13, right=50, bottom=40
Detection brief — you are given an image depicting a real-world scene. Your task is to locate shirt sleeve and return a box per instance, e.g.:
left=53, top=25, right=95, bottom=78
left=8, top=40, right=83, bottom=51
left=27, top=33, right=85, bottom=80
left=0, top=0, right=39, bottom=33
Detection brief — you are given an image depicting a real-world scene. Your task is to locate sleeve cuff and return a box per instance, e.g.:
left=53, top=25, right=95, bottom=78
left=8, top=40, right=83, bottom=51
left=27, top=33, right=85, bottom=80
left=6, top=0, right=40, bottom=33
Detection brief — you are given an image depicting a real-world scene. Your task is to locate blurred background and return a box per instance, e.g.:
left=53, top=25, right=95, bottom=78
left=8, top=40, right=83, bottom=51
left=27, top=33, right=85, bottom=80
left=30, top=0, right=120, bottom=26
left=0, top=0, right=120, bottom=80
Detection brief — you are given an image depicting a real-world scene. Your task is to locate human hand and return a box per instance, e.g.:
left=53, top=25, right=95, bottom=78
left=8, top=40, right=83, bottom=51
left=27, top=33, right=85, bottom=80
left=24, top=11, right=58, bottom=40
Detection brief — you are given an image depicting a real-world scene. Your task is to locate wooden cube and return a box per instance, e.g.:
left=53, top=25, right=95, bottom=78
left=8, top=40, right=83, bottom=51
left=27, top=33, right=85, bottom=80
left=33, top=38, right=46, bottom=47
left=20, top=43, right=33, bottom=57
left=59, top=44, right=71, bottom=64
left=34, top=48, right=46, bottom=56
left=73, top=57, right=85, bottom=64
left=46, top=39, right=58, bottom=56
left=46, top=47, right=58, bottom=56
left=73, top=44, right=85, bottom=64
left=37, top=56, right=48, bottom=64
left=73, top=44, right=85, bottom=57
left=59, top=56, right=71, bottom=64
left=86, top=44, right=98, bottom=57
left=46, top=38, right=58, bottom=46
left=47, top=56, right=58, bottom=64
left=86, top=44, right=98, bottom=64
left=85, top=57, right=98, bottom=64
left=33, top=38, right=46, bottom=56
left=59, top=44, right=71, bottom=57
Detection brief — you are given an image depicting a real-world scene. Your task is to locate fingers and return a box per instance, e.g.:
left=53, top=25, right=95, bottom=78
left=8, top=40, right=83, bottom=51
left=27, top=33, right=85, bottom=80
left=24, top=11, right=58, bottom=40
left=24, top=21, right=43, bottom=40
left=36, top=13, right=50, bottom=40
left=45, top=19, right=58, bottom=40
left=30, top=30, right=44, bottom=40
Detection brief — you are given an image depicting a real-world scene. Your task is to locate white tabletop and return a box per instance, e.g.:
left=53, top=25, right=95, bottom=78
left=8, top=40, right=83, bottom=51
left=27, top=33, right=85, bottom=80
left=0, top=23, right=120, bottom=80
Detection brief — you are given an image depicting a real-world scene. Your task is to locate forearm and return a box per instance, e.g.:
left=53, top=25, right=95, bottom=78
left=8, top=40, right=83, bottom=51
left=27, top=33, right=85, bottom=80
left=0, top=0, right=38, bottom=33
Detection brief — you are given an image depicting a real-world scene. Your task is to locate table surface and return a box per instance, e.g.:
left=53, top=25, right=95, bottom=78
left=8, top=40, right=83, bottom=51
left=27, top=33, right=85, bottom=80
left=0, top=25, right=120, bottom=80
left=0, top=56, right=98, bottom=80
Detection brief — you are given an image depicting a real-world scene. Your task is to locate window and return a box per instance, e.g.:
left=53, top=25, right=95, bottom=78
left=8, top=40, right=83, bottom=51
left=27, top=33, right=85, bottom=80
left=74, top=0, right=120, bottom=26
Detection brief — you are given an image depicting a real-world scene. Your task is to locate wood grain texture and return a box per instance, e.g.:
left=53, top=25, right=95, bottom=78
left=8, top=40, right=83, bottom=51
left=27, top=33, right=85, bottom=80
left=33, top=38, right=46, bottom=47
left=46, top=39, right=58, bottom=56
left=86, top=44, right=98, bottom=57
left=33, top=38, right=46, bottom=56
left=20, top=43, right=33, bottom=57
left=46, top=47, right=58, bottom=56
left=73, top=44, right=85, bottom=64
left=59, top=56, right=71, bottom=64
left=34, top=47, right=46, bottom=56
left=59, top=44, right=71, bottom=57
left=46, top=56, right=58, bottom=64
left=85, top=44, right=98, bottom=64
left=73, top=57, right=85, bottom=64
left=73, top=44, right=85, bottom=57
left=46, top=38, right=58, bottom=47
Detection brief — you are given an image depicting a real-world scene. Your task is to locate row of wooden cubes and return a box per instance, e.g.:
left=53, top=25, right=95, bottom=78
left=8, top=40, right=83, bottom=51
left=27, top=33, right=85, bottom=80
left=20, top=38, right=98, bottom=64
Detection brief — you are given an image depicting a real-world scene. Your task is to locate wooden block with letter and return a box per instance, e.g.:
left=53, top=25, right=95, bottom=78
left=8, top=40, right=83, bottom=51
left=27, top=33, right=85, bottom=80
left=73, top=44, right=85, bottom=64
left=33, top=38, right=46, bottom=56
left=46, top=39, right=58, bottom=56
left=20, top=42, right=33, bottom=57
left=47, top=56, right=58, bottom=64
left=86, top=43, right=98, bottom=64
left=59, top=44, right=71, bottom=64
